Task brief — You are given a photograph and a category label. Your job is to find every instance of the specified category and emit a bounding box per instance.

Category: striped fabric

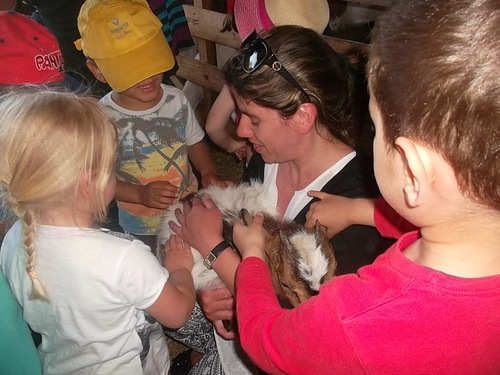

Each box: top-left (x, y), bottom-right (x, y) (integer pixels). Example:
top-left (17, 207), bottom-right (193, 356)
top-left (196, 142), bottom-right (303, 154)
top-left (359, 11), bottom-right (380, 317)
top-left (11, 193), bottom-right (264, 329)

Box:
top-left (147, 0), bottom-right (195, 55)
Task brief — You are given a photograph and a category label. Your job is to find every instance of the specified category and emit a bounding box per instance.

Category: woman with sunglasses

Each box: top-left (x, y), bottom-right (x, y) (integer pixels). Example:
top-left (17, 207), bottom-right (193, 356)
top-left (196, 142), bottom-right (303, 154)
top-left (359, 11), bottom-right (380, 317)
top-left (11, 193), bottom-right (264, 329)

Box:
top-left (166, 25), bottom-right (393, 375)
top-left (230, 25), bottom-right (392, 275)
top-left (204, 0), bottom-right (331, 162)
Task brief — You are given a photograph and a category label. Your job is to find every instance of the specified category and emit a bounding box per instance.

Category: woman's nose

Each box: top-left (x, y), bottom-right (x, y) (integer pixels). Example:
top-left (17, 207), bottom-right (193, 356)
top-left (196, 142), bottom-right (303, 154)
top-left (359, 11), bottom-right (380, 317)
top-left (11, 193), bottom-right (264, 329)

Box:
top-left (236, 115), bottom-right (252, 138)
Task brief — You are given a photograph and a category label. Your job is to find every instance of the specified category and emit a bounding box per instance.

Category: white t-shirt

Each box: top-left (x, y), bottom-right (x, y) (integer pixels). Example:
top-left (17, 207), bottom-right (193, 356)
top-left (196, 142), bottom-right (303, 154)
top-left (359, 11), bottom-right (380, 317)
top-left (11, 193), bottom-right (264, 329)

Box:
top-left (0, 221), bottom-right (170, 374)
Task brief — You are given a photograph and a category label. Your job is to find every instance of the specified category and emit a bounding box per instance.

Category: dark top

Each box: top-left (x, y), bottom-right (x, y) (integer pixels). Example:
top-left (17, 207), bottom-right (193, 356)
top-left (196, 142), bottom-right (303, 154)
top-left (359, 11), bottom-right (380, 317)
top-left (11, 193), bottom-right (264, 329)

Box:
top-left (243, 152), bottom-right (394, 275)
top-left (30, 0), bottom-right (89, 84)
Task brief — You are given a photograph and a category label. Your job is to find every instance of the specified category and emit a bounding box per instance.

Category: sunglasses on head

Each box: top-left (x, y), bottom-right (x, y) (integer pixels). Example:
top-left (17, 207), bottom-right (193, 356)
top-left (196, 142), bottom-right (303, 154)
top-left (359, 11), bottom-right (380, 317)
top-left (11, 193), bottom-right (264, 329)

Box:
top-left (242, 36), bottom-right (310, 101)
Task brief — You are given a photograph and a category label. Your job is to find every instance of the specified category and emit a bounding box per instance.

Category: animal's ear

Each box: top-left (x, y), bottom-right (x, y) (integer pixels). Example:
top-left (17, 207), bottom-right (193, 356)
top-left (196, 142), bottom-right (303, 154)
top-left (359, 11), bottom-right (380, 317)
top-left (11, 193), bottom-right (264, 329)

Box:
top-left (315, 220), bottom-right (328, 238)
top-left (240, 209), bottom-right (253, 225)
top-left (279, 230), bottom-right (293, 249)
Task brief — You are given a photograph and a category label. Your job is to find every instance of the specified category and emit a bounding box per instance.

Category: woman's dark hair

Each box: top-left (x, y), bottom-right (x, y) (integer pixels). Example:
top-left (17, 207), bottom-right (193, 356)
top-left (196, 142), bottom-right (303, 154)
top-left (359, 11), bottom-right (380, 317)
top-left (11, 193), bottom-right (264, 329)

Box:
top-left (224, 25), bottom-right (364, 148)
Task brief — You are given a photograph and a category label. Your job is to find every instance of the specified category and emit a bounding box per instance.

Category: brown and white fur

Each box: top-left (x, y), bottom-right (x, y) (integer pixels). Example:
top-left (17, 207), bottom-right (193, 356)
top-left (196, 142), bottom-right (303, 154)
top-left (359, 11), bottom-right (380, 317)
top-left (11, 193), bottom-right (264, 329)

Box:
top-left (157, 181), bottom-right (336, 307)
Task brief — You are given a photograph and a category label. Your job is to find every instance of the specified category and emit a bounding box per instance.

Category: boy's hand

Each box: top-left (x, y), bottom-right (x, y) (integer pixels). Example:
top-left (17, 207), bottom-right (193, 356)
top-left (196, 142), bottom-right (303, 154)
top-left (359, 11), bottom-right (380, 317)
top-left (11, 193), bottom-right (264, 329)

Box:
top-left (306, 192), bottom-right (377, 238)
top-left (305, 191), bottom-right (355, 238)
top-left (140, 181), bottom-right (179, 209)
top-left (233, 213), bottom-right (266, 260)
top-left (233, 146), bottom-right (247, 161)
top-left (163, 234), bottom-right (194, 272)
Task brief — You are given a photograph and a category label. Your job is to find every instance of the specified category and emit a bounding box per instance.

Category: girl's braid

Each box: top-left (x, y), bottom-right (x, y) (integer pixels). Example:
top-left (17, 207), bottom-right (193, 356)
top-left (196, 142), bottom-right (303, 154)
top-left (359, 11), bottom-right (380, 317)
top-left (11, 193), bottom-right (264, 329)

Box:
top-left (23, 210), bottom-right (49, 300)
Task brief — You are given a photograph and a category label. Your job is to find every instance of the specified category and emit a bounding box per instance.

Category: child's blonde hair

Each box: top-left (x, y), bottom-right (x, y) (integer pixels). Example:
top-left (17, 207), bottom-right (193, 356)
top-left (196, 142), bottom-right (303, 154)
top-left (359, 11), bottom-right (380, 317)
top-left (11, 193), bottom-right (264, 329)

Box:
top-left (0, 89), bottom-right (117, 300)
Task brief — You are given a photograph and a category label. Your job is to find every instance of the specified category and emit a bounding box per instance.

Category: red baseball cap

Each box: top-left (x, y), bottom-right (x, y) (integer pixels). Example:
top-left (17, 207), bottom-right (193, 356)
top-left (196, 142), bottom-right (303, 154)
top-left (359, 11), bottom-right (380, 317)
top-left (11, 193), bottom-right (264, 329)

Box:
top-left (0, 11), bottom-right (67, 85)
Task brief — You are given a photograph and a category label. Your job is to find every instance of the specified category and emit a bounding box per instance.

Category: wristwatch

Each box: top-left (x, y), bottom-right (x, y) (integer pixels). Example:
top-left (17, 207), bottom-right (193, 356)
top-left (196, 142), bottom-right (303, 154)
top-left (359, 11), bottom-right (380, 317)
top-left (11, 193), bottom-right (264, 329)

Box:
top-left (203, 240), bottom-right (232, 270)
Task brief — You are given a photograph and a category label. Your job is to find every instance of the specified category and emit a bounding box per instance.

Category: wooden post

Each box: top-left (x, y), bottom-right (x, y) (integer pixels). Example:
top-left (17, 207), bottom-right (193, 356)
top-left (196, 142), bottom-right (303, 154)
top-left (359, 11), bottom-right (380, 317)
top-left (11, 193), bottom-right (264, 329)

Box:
top-left (193, 0), bottom-right (218, 106)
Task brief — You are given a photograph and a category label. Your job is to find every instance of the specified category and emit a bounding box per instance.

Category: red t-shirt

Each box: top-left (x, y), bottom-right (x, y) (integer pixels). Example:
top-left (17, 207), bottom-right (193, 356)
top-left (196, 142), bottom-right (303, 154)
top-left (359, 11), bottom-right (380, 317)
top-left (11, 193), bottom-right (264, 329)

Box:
top-left (236, 232), bottom-right (500, 374)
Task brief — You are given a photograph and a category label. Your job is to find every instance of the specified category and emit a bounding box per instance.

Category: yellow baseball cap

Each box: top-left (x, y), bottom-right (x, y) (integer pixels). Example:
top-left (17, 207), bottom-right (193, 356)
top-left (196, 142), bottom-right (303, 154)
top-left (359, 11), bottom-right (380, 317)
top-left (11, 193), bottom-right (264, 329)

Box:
top-left (75, 0), bottom-right (175, 92)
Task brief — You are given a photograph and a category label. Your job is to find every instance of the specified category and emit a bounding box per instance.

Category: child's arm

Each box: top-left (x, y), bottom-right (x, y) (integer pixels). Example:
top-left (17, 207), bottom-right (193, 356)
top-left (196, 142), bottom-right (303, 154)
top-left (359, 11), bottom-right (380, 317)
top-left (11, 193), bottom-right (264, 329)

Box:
top-left (146, 234), bottom-right (195, 329)
top-left (373, 197), bottom-right (418, 238)
top-left (114, 180), bottom-right (179, 209)
top-left (305, 192), bottom-right (417, 239)
top-left (187, 140), bottom-right (232, 187)
top-left (205, 84), bottom-right (247, 154)
top-left (305, 191), bottom-right (376, 238)
top-left (233, 213), bottom-right (266, 260)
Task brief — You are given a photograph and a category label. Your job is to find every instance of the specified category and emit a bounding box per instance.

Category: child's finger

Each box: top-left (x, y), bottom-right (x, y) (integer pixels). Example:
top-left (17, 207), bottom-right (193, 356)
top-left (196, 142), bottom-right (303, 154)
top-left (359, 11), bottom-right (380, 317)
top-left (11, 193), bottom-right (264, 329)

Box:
top-left (169, 235), bottom-right (192, 256)
top-left (201, 194), bottom-right (217, 208)
top-left (250, 212), bottom-right (264, 228)
top-left (170, 234), bottom-right (184, 249)
top-left (307, 190), bottom-right (330, 200)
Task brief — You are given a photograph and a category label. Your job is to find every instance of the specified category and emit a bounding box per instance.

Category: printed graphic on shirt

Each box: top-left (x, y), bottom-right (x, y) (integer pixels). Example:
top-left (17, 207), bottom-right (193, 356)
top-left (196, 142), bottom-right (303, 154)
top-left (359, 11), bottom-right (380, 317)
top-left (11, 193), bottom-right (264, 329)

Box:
top-left (105, 97), bottom-right (199, 235)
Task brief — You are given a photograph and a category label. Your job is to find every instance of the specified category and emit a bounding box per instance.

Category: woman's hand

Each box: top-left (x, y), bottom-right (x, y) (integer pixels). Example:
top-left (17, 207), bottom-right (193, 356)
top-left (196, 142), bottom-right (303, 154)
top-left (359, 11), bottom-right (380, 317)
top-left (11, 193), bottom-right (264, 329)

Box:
top-left (197, 288), bottom-right (236, 339)
top-left (169, 195), bottom-right (225, 257)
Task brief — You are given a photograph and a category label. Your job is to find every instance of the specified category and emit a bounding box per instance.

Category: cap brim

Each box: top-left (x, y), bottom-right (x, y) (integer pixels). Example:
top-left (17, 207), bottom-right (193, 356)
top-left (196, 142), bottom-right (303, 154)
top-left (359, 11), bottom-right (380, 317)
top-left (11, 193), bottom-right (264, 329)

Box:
top-left (234, 0), bottom-right (264, 41)
top-left (94, 30), bottom-right (175, 92)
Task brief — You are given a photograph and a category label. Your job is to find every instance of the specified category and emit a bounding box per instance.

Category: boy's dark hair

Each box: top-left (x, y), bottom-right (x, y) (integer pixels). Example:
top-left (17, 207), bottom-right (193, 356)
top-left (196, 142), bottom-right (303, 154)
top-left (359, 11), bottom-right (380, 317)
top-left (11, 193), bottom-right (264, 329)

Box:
top-left (368, 0), bottom-right (500, 210)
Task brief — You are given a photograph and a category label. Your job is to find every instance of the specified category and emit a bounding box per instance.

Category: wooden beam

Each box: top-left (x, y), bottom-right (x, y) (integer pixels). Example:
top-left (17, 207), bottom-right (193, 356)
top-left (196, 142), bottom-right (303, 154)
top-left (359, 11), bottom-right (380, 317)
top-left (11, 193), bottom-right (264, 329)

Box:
top-left (175, 54), bottom-right (226, 93)
top-left (338, 0), bottom-right (390, 8)
top-left (183, 5), bottom-right (241, 49)
top-left (323, 36), bottom-right (368, 64)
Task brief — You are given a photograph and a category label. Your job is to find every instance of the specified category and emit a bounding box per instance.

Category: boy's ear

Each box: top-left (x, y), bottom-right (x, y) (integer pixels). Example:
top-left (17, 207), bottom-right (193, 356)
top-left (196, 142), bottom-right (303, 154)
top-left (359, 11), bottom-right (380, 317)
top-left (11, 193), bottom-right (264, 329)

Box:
top-left (86, 59), bottom-right (108, 84)
top-left (395, 137), bottom-right (433, 208)
top-left (292, 102), bottom-right (318, 134)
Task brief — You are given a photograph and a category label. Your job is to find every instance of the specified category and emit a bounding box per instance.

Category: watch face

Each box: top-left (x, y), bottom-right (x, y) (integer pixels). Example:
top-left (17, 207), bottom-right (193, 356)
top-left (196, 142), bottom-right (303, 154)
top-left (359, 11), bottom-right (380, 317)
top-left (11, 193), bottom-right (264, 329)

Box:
top-left (203, 258), bottom-right (211, 269)
top-left (203, 253), bottom-right (217, 269)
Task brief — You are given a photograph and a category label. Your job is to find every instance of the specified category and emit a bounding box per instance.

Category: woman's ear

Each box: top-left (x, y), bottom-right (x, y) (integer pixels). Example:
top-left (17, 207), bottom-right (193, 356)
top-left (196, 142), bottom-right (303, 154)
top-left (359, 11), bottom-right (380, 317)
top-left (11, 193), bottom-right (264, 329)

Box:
top-left (292, 102), bottom-right (318, 134)
top-left (86, 59), bottom-right (108, 84)
top-left (395, 137), bottom-right (434, 208)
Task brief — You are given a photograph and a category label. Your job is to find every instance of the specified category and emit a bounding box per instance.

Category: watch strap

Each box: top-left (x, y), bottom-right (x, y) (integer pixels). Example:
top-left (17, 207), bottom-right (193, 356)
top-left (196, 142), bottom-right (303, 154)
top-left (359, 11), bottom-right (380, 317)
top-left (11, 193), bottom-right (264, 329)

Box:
top-left (203, 240), bottom-right (232, 270)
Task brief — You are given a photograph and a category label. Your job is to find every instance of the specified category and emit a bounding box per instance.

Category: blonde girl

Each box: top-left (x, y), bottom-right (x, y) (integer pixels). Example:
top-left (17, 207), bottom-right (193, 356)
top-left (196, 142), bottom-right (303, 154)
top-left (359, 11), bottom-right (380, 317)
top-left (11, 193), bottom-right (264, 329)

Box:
top-left (0, 89), bottom-right (195, 374)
